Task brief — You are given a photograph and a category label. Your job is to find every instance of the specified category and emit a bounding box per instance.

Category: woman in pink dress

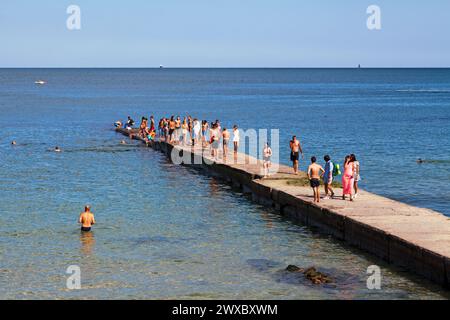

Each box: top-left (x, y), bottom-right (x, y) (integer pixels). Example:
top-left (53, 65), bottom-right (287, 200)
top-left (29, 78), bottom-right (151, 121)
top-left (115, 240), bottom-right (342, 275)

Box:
top-left (342, 155), bottom-right (355, 201)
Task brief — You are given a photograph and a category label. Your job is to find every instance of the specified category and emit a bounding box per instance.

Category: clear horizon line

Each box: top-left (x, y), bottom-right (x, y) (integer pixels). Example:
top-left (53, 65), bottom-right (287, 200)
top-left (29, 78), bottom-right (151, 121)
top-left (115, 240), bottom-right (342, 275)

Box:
top-left (1, 66), bottom-right (450, 69)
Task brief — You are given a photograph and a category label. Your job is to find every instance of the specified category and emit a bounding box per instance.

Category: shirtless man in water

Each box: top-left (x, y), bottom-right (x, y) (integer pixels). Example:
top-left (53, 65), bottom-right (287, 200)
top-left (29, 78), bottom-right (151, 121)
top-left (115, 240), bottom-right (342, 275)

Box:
top-left (308, 157), bottom-right (325, 203)
top-left (79, 205), bottom-right (96, 232)
top-left (289, 136), bottom-right (304, 174)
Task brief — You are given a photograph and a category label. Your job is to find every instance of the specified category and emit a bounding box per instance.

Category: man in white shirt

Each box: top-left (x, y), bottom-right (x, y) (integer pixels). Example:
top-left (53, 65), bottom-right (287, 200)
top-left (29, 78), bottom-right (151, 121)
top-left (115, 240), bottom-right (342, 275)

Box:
top-left (193, 119), bottom-right (201, 146)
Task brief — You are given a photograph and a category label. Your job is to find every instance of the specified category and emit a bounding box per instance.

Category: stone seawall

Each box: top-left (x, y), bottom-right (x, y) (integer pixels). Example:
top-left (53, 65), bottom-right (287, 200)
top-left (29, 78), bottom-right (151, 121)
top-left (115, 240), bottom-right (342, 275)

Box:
top-left (116, 128), bottom-right (450, 289)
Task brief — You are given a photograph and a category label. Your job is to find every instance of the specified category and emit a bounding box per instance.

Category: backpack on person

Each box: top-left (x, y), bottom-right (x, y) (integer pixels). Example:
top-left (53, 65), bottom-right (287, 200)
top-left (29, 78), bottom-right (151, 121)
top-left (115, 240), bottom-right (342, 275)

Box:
top-left (332, 163), bottom-right (341, 177)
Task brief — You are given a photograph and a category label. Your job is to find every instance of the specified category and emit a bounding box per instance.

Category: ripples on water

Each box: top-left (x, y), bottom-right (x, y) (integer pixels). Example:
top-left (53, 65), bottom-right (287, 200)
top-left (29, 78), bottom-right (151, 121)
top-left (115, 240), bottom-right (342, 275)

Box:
top-left (0, 139), bottom-right (448, 300)
top-left (0, 69), bottom-right (449, 299)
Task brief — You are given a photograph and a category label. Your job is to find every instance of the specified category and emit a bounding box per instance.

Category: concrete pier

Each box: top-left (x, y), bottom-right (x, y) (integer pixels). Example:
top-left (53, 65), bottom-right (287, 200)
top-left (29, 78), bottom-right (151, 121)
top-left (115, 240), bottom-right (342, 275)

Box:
top-left (116, 128), bottom-right (450, 289)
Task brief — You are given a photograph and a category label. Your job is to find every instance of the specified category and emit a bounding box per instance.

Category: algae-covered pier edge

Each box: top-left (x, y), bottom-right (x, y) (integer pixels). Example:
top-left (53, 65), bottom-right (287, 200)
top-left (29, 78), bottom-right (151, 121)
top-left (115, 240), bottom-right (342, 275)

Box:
top-left (116, 128), bottom-right (450, 289)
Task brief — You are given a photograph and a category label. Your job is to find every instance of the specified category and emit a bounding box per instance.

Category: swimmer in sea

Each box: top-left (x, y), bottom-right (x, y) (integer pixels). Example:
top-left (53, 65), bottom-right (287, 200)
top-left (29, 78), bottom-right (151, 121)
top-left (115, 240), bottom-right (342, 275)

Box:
top-left (417, 158), bottom-right (424, 164)
top-left (11, 141), bottom-right (17, 145)
top-left (79, 205), bottom-right (96, 232)
top-left (120, 140), bottom-right (127, 145)
top-left (54, 146), bottom-right (62, 152)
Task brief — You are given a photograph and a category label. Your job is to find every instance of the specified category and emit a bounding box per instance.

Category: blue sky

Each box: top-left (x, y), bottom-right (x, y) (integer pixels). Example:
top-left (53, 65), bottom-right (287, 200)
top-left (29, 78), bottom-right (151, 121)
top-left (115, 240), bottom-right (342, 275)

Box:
top-left (1, 0), bottom-right (449, 67)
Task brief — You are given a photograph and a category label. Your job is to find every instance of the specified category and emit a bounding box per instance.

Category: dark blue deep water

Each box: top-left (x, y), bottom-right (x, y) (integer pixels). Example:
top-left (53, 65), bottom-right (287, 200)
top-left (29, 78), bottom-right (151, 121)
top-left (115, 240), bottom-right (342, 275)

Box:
top-left (1, 68), bottom-right (449, 299)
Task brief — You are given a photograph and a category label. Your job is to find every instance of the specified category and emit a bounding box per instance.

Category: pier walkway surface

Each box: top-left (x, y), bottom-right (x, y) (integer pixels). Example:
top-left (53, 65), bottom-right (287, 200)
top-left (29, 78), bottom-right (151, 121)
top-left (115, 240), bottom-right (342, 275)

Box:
top-left (116, 128), bottom-right (450, 289)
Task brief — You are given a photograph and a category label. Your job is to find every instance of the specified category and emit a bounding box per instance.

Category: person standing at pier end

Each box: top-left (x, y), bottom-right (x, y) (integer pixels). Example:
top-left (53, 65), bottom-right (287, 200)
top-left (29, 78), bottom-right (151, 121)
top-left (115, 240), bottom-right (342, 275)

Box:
top-left (126, 116), bottom-right (135, 130)
top-left (322, 155), bottom-right (335, 199)
top-left (308, 157), bottom-right (324, 203)
top-left (79, 205), bottom-right (96, 232)
top-left (290, 136), bottom-right (304, 175)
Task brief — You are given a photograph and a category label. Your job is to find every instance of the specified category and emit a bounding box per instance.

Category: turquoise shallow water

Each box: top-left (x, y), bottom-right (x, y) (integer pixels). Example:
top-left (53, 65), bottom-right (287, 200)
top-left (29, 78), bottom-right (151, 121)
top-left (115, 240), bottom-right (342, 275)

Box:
top-left (0, 68), bottom-right (449, 299)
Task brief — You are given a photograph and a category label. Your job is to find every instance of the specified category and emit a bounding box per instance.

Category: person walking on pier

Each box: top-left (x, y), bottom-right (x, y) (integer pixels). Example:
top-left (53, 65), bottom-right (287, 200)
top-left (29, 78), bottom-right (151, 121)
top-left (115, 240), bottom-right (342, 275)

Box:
top-left (139, 117), bottom-right (148, 139)
top-left (342, 155), bottom-right (355, 201)
top-left (193, 118), bottom-right (201, 146)
top-left (169, 116), bottom-right (176, 143)
top-left (351, 154), bottom-right (361, 198)
top-left (210, 123), bottom-right (220, 160)
top-left (290, 136), bottom-right (304, 175)
top-left (201, 120), bottom-right (209, 147)
top-left (79, 205), bottom-right (96, 232)
top-left (158, 118), bottom-right (163, 138)
top-left (263, 143), bottom-right (273, 178)
top-left (188, 115), bottom-right (193, 139)
top-left (164, 118), bottom-right (169, 140)
top-left (308, 157), bottom-right (324, 203)
top-left (322, 155), bottom-right (335, 199)
top-left (149, 115), bottom-right (155, 132)
top-left (215, 119), bottom-right (221, 132)
top-left (175, 116), bottom-right (182, 144)
top-left (222, 128), bottom-right (230, 159)
top-left (232, 125), bottom-right (240, 159)
top-left (181, 118), bottom-right (189, 145)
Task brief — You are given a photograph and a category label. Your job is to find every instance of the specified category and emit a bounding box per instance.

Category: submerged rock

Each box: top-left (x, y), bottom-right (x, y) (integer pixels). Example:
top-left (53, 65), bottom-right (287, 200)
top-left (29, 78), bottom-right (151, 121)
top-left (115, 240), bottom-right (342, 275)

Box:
top-left (304, 267), bottom-right (333, 284)
top-left (285, 265), bottom-right (304, 273)
top-left (285, 265), bottom-right (333, 285)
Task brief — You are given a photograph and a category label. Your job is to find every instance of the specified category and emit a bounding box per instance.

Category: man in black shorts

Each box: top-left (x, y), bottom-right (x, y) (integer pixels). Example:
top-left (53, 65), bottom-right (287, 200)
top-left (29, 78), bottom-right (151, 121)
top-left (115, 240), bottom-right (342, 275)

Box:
top-left (289, 136), bottom-right (304, 174)
top-left (307, 157), bottom-right (324, 203)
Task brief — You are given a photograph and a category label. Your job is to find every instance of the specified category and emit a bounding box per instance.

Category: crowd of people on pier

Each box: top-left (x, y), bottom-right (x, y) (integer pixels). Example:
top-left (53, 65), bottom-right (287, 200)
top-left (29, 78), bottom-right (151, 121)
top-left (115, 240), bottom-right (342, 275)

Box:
top-left (115, 115), bottom-right (242, 160)
top-left (115, 115), bottom-right (361, 204)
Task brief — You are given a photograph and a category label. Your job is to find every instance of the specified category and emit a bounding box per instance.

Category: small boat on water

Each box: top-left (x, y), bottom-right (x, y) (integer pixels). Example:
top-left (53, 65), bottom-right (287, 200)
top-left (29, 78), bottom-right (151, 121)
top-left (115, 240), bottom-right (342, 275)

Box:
top-left (35, 80), bottom-right (47, 85)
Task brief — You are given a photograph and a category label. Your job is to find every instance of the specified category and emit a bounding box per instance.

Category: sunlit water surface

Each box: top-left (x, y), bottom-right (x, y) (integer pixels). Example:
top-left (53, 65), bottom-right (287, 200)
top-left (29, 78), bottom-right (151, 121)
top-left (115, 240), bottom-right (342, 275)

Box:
top-left (1, 69), bottom-right (449, 299)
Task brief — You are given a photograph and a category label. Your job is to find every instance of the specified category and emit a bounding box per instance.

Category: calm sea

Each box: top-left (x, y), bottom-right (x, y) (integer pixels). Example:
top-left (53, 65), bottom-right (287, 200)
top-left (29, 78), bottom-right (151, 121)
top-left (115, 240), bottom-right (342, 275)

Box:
top-left (0, 68), bottom-right (449, 299)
